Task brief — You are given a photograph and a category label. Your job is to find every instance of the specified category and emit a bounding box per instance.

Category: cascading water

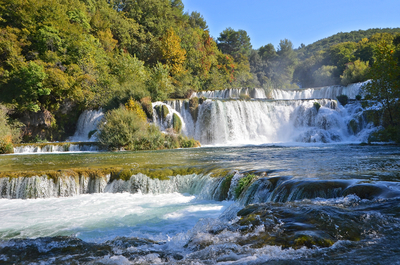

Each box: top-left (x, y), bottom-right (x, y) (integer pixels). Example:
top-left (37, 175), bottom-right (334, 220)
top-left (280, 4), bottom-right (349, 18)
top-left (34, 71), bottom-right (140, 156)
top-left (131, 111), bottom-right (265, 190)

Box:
top-left (271, 81), bottom-right (367, 100)
top-left (69, 109), bottom-right (104, 142)
top-left (0, 175), bottom-right (110, 199)
top-left (191, 87), bottom-right (267, 99)
top-left (13, 143), bottom-right (100, 153)
top-left (190, 81), bottom-right (367, 100)
top-left (1, 145), bottom-right (400, 264)
top-left (0, 172), bottom-right (221, 200)
top-left (154, 99), bottom-right (374, 145)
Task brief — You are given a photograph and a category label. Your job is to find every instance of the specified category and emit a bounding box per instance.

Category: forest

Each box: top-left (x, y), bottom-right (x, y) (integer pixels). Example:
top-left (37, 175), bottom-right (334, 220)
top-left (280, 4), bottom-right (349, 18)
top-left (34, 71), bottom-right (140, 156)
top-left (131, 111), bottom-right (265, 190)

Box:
top-left (0, 0), bottom-right (400, 151)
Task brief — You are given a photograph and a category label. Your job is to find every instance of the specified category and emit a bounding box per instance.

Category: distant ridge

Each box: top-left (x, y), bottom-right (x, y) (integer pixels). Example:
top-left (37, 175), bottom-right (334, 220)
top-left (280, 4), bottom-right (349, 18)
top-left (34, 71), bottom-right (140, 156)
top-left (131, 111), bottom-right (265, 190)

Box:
top-left (297, 28), bottom-right (400, 59)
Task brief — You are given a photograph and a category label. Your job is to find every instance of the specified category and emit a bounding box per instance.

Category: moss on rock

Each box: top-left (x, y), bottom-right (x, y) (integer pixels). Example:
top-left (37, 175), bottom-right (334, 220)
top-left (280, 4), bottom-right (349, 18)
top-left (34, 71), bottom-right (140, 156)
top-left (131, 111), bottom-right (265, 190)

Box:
top-left (172, 113), bottom-right (182, 133)
top-left (189, 97), bottom-right (199, 122)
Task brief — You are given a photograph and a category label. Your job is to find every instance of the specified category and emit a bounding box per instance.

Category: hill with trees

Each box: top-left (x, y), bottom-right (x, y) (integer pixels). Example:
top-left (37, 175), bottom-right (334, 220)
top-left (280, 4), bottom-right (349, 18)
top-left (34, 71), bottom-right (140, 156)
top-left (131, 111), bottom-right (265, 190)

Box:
top-left (0, 0), bottom-right (399, 149)
top-left (296, 28), bottom-right (400, 60)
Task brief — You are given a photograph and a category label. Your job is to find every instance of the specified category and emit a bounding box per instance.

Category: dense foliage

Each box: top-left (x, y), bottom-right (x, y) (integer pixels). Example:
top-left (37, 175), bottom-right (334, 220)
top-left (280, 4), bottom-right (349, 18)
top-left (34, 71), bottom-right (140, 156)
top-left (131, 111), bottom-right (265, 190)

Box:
top-left (362, 40), bottom-right (400, 142)
top-left (0, 0), bottom-right (254, 141)
top-left (0, 105), bottom-right (21, 153)
top-left (0, 0), bottom-right (399, 143)
top-left (98, 104), bottom-right (199, 150)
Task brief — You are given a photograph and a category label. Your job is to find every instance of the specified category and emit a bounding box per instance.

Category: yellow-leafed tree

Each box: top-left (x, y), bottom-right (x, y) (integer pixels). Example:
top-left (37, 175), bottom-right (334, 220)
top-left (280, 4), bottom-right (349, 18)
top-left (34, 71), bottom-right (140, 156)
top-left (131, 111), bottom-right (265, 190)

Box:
top-left (160, 28), bottom-right (186, 76)
top-left (125, 98), bottom-right (147, 122)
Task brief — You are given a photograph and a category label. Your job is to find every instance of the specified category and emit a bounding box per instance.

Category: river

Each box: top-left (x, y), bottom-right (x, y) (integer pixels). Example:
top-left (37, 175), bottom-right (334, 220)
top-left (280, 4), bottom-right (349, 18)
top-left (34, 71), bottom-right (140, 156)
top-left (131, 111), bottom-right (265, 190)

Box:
top-left (1, 144), bottom-right (400, 264)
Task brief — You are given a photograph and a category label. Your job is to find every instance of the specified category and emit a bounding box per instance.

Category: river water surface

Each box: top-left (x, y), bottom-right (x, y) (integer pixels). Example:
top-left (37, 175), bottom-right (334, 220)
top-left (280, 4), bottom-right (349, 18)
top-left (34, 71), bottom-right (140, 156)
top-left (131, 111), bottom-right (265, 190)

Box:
top-left (1, 144), bottom-right (400, 264)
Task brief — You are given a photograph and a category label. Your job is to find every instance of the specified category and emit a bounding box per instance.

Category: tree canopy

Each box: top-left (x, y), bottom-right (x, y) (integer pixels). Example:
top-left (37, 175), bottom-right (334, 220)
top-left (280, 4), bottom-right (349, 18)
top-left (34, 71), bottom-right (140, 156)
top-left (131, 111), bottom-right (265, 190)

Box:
top-left (0, 0), bottom-right (399, 142)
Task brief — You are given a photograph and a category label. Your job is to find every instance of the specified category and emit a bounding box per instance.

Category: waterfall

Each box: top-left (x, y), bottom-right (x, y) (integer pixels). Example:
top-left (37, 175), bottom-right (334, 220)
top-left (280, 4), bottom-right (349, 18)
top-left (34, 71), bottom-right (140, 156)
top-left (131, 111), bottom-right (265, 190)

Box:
top-left (271, 81), bottom-right (367, 100)
top-left (237, 175), bottom-right (400, 205)
top-left (190, 82), bottom-right (367, 100)
top-left (0, 175), bottom-right (110, 199)
top-left (0, 173), bottom-right (221, 200)
top-left (192, 87), bottom-right (267, 99)
top-left (13, 143), bottom-right (100, 153)
top-left (69, 109), bottom-right (104, 142)
top-left (105, 173), bottom-right (219, 199)
top-left (5, 169), bottom-right (399, 204)
top-left (154, 99), bottom-right (374, 145)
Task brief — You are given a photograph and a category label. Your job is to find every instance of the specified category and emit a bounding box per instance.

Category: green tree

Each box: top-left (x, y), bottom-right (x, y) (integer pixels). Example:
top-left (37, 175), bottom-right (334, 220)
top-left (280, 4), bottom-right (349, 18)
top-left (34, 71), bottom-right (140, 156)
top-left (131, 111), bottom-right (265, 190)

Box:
top-left (340, 59), bottom-right (369, 85)
top-left (188, 11), bottom-right (208, 30)
top-left (147, 62), bottom-right (174, 101)
top-left (326, 42), bottom-right (357, 74)
top-left (271, 39), bottom-right (298, 88)
top-left (217, 27), bottom-right (252, 59)
top-left (3, 61), bottom-right (50, 112)
top-left (362, 41), bottom-right (400, 141)
top-left (313, 65), bottom-right (339, 87)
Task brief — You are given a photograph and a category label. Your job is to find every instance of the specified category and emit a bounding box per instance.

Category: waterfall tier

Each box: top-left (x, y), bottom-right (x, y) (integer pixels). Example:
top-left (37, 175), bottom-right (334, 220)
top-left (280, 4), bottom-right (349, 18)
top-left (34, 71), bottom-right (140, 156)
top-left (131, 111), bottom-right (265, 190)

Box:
top-left (13, 143), bottom-right (101, 153)
top-left (0, 172), bottom-right (220, 200)
top-left (69, 109), bottom-right (104, 142)
top-left (191, 87), bottom-right (267, 99)
top-left (271, 81), bottom-right (366, 100)
top-left (154, 99), bottom-right (375, 145)
top-left (2, 169), bottom-right (399, 203)
top-left (190, 81), bottom-right (367, 100)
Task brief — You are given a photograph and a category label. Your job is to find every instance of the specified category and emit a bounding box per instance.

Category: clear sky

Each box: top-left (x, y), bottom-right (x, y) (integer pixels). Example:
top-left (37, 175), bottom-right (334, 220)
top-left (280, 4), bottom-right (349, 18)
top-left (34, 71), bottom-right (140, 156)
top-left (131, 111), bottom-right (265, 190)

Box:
top-left (182, 0), bottom-right (400, 50)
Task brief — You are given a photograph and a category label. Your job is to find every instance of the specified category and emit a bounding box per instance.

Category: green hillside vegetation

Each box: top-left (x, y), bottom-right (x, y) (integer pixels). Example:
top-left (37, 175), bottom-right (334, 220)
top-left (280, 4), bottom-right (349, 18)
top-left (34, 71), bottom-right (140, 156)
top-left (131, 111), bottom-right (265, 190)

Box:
top-left (0, 0), bottom-right (399, 149)
top-left (0, 0), bottom-right (255, 145)
top-left (296, 28), bottom-right (400, 60)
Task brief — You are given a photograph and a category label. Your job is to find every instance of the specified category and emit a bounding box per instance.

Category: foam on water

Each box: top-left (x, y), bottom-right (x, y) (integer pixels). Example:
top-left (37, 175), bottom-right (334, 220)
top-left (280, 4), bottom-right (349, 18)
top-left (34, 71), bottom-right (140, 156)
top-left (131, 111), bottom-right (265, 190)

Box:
top-left (0, 192), bottom-right (231, 243)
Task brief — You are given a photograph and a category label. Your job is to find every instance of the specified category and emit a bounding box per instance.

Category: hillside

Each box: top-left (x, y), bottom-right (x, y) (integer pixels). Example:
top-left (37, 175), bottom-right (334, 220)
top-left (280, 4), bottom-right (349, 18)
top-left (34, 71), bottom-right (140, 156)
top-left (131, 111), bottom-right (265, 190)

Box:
top-left (296, 28), bottom-right (400, 60)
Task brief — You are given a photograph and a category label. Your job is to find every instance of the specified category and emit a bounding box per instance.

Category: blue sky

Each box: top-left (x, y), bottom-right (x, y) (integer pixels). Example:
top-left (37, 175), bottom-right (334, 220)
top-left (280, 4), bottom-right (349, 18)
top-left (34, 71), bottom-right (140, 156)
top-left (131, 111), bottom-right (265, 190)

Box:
top-left (182, 0), bottom-right (400, 49)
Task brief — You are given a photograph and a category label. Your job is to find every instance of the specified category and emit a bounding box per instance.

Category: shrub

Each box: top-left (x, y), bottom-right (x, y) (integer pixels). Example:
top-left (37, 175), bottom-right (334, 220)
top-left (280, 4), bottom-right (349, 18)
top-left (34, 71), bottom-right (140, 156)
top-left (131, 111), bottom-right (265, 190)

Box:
top-left (235, 174), bottom-right (257, 198)
top-left (313, 102), bottom-right (321, 112)
top-left (178, 135), bottom-right (200, 148)
top-left (0, 105), bottom-right (21, 154)
top-left (125, 98), bottom-right (147, 121)
top-left (336, 94), bottom-right (348, 106)
top-left (356, 95), bottom-right (362, 100)
top-left (130, 124), bottom-right (165, 150)
top-left (98, 106), bottom-right (148, 150)
top-left (98, 105), bottom-right (200, 151)
top-left (0, 138), bottom-right (14, 154)
top-left (172, 113), bottom-right (182, 133)
top-left (154, 104), bottom-right (169, 120)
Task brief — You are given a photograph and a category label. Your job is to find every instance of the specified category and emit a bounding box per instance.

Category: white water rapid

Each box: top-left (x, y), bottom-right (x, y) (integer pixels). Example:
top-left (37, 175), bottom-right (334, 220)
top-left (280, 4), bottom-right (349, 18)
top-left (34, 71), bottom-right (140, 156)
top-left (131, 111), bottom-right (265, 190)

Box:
top-left (0, 192), bottom-right (231, 243)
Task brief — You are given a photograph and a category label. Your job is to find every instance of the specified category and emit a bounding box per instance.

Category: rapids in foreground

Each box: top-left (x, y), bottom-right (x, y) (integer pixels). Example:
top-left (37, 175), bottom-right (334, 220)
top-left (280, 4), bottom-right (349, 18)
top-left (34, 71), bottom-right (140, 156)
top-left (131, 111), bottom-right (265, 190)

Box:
top-left (1, 144), bottom-right (400, 264)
